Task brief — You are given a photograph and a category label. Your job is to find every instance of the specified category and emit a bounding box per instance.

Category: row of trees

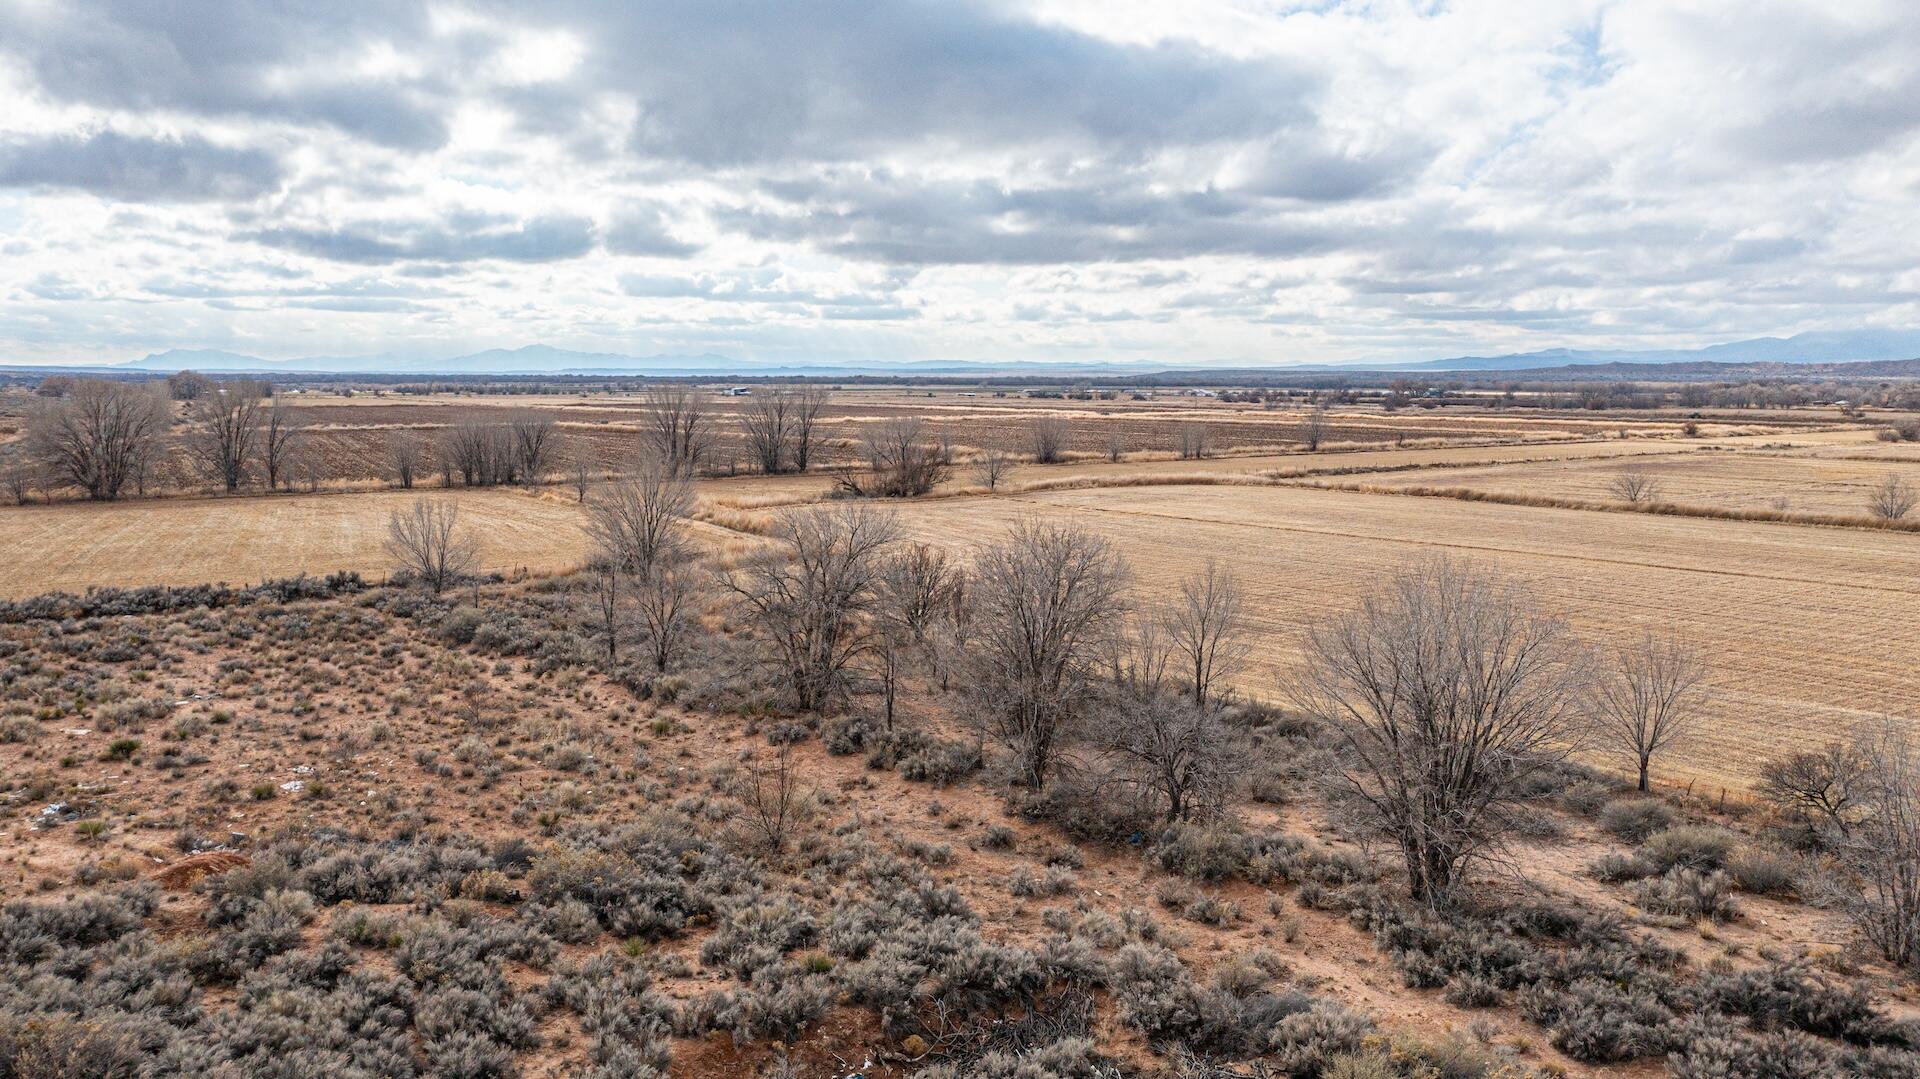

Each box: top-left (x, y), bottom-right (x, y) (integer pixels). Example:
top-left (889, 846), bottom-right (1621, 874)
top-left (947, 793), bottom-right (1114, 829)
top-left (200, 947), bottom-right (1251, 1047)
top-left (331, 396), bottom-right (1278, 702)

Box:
top-left (8, 378), bottom-right (312, 501)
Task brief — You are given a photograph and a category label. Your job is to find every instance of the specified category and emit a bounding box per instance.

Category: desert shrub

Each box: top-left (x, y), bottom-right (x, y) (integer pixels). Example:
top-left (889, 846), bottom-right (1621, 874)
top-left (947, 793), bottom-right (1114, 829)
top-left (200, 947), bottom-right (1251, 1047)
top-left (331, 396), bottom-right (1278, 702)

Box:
top-left (0, 1015), bottom-right (150, 1078)
top-left (1016, 780), bottom-right (1159, 844)
top-left (1590, 852), bottom-right (1657, 883)
top-left (1261, 1001), bottom-right (1376, 1074)
top-left (898, 736), bottom-right (983, 784)
top-left (0, 885), bottom-right (156, 963)
top-left (393, 917), bottom-right (556, 989)
top-left (0, 573), bottom-right (365, 625)
top-left (525, 833), bottom-right (723, 942)
top-left (1149, 823), bottom-right (1254, 883)
top-left (1520, 977), bottom-right (1678, 1062)
top-left (1442, 972), bottom-right (1505, 1008)
top-left (1319, 1034), bottom-right (1511, 1079)
top-left (543, 954), bottom-right (675, 1074)
top-left (1640, 825), bottom-right (1737, 873)
top-left (438, 606), bottom-right (485, 644)
top-left (197, 888), bottom-right (317, 979)
top-left (1600, 798), bottom-right (1676, 842)
top-left (699, 897), bottom-right (819, 977)
top-left (1674, 1032), bottom-right (1920, 1079)
top-left (1726, 847), bottom-right (1803, 897)
top-left (1107, 942), bottom-right (1247, 1053)
top-left (681, 965), bottom-right (835, 1044)
top-left (914, 1035), bottom-right (1116, 1079)
top-left (1010, 866), bottom-right (1078, 899)
top-left (981, 824), bottom-right (1017, 850)
top-left (1633, 868), bottom-right (1739, 922)
top-left (823, 713), bottom-right (874, 756)
top-left (1694, 960), bottom-right (1912, 1046)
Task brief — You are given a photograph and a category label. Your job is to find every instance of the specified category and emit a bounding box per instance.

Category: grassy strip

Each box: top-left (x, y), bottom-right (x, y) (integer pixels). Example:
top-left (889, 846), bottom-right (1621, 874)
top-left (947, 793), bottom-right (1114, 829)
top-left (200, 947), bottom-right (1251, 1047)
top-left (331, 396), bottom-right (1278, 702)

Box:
top-left (1303, 481), bottom-right (1920, 534)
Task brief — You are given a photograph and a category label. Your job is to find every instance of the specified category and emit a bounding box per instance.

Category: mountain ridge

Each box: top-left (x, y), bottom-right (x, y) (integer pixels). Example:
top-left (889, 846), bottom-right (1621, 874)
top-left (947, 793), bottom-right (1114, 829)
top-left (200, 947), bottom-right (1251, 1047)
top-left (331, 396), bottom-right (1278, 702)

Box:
top-left (9, 328), bottom-right (1915, 376)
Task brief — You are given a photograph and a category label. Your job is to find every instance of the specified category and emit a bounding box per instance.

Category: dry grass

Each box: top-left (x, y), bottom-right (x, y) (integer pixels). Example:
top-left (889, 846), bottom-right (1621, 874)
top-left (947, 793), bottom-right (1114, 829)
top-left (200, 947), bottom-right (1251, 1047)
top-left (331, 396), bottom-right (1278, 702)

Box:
top-left (1337, 450), bottom-right (1920, 520)
top-left (0, 487), bottom-right (593, 595)
top-left (887, 483), bottom-right (1920, 792)
top-left (1310, 480), bottom-right (1920, 533)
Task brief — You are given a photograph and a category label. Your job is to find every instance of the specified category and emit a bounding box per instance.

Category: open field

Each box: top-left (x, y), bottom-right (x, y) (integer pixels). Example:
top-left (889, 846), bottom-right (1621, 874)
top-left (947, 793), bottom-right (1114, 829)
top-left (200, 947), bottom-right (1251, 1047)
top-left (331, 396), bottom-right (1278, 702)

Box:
top-left (1333, 447), bottom-right (1920, 517)
top-left (1, 422), bottom-right (1911, 794)
top-left (888, 483), bottom-right (1920, 792)
top-left (0, 487), bottom-right (592, 594)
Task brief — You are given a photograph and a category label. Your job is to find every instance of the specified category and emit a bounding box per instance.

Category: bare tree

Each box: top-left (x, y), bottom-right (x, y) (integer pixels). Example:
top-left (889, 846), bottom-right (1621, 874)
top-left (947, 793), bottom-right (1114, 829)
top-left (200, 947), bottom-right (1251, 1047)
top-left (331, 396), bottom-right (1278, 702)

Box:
top-left (185, 381), bottom-right (266, 492)
top-left (973, 442), bottom-right (1016, 491)
top-left (869, 543), bottom-right (964, 729)
top-left (583, 460), bottom-right (693, 576)
top-left (1028, 416), bottom-right (1068, 464)
top-left (876, 543), bottom-right (963, 647)
top-left (166, 370), bottom-right (214, 401)
top-left (568, 440), bottom-right (593, 502)
top-left (509, 412), bottom-right (557, 486)
top-left (384, 498), bottom-right (478, 594)
top-left (386, 431), bottom-right (422, 490)
top-left (790, 384), bottom-right (830, 472)
top-left (739, 388), bottom-right (797, 474)
top-left (1759, 739), bottom-right (1873, 839)
top-left (1174, 423), bottom-right (1212, 460)
top-left (640, 383), bottom-right (711, 474)
top-left (1164, 561), bottom-right (1250, 710)
top-left (736, 745), bottom-right (813, 854)
top-left (581, 559), bottom-right (624, 665)
top-left (1837, 723), bottom-right (1920, 969)
top-left (1867, 473), bottom-right (1917, 520)
top-left (634, 564), bottom-right (696, 673)
top-left (1295, 556), bottom-right (1590, 906)
top-left (1298, 408), bottom-right (1328, 451)
top-left (2, 455), bottom-right (39, 504)
top-left (442, 420), bottom-right (510, 487)
top-left (27, 379), bottom-right (168, 501)
top-left (1102, 618), bottom-right (1237, 821)
top-left (1609, 466), bottom-right (1661, 504)
top-left (1105, 427), bottom-right (1127, 464)
top-left (721, 504), bottom-right (899, 712)
top-left (1595, 633), bottom-right (1708, 792)
top-left (841, 416), bottom-right (947, 497)
top-left (963, 521), bottom-right (1129, 790)
top-left (260, 401), bottom-right (305, 491)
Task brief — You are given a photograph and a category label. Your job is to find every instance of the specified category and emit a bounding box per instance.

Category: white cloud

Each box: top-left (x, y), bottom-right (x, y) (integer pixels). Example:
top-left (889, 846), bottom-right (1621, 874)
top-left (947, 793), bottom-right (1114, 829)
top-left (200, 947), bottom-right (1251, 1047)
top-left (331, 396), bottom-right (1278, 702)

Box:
top-left (0, 0), bottom-right (1914, 365)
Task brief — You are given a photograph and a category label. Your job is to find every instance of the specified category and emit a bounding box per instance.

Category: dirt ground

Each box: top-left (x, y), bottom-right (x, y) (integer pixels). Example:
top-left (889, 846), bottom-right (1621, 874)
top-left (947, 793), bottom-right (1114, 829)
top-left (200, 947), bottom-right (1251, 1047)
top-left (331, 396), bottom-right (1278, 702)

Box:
top-left (3, 580), bottom-right (1912, 1077)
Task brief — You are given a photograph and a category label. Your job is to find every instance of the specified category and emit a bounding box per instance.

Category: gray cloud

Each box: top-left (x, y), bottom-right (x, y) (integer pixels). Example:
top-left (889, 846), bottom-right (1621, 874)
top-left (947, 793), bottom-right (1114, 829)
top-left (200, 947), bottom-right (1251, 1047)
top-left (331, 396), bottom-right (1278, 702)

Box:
top-left (0, 1), bottom-right (450, 149)
top-left (0, 130), bottom-right (283, 202)
top-left (245, 215), bottom-right (596, 264)
top-left (488, 0), bottom-right (1323, 166)
top-left (603, 205), bottom-right (700, 257)
top-left (718, 172), bottom-right (1337, 264)
top-left (618, 270), bottom-right (900, 308)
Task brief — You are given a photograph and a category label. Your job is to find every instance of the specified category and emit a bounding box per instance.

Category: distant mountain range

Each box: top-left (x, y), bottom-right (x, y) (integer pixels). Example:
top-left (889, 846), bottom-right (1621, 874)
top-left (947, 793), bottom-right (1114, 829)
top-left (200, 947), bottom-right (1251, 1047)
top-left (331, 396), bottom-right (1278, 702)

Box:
top-left (13, 328), bottom-right (1920, 376)
top-left (112, 345), bottom-right (1185, 377)
top-left (1373, 330), bottom-right (1920, 372)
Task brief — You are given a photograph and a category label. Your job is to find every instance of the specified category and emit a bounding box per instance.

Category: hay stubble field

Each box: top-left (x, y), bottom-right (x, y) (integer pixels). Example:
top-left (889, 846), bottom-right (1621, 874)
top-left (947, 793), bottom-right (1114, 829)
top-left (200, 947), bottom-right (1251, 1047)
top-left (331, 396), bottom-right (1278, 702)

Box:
top-left (3, 405), bottom-right (1913, 791)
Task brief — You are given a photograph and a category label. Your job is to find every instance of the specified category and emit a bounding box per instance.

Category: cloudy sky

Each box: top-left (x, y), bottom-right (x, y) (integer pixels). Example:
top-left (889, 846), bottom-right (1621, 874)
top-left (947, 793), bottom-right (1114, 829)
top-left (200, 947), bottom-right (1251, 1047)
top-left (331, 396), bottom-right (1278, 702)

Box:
top-left (0, 0), bottom-right (1916, 367)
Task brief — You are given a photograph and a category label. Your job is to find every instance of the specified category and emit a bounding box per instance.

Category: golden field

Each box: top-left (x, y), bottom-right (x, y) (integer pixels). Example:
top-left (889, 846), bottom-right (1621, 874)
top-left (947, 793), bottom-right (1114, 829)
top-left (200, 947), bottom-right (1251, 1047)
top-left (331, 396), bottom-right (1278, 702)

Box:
top-left (0, 487), bottom-right (594, 594)
top-left (1337, 448), bottom-right (1920, 517)
top-left (4, 423), bottom-right (1916, 790)
top-left (886, 480), bottom-right (1920, 793)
